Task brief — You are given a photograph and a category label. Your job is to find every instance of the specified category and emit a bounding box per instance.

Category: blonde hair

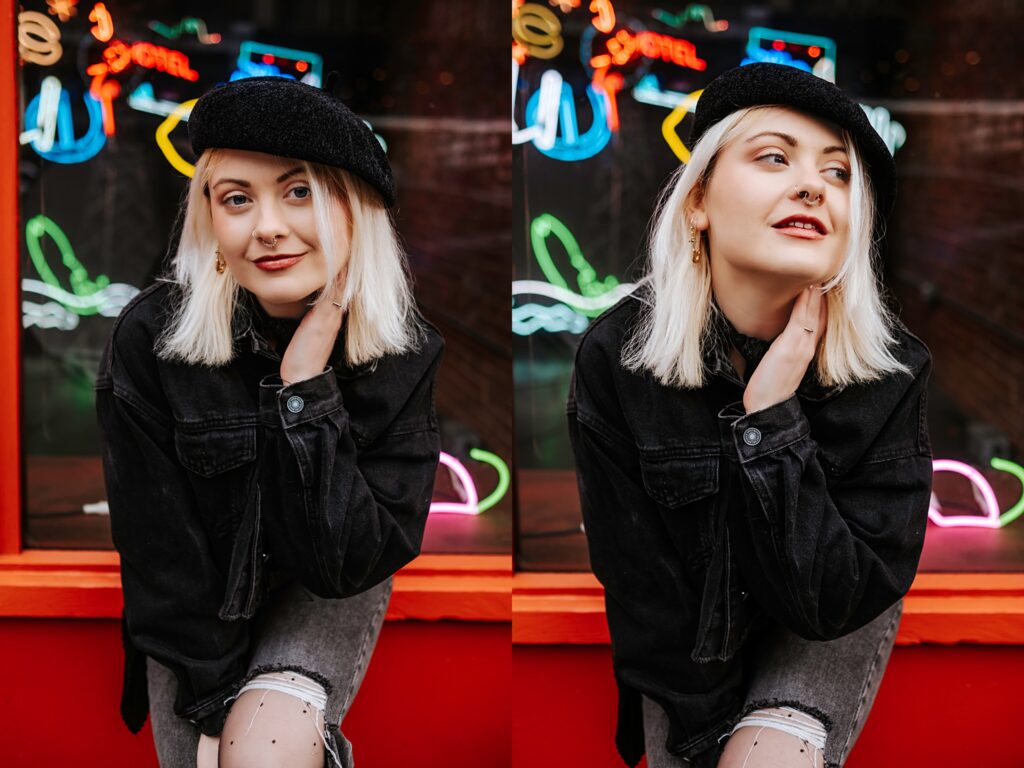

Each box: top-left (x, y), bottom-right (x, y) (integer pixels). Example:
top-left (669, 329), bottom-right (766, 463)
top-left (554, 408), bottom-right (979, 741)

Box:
top-left (622, 105), bottom-right (909, 389)
top-left (155, 149), bottom-right (423, 367)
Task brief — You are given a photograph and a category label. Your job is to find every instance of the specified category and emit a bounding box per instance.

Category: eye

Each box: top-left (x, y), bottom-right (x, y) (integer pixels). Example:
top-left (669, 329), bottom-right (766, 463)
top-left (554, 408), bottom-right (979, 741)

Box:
top-left (826, 167), bottom-right (851, 182)
top-left (223, 194), bottom-right (250, 207)
top-left (288, 185), bottom-right (312, 200)
top-left (756, 152), bottom-right (787, 166)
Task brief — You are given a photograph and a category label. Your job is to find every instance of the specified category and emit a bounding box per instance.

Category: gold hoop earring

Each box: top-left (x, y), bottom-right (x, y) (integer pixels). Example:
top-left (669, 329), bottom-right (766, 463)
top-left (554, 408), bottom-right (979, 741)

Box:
top-left (688, 224), bottom-right (702, 264)
top-left (214, 248), bottom-right (226, 274)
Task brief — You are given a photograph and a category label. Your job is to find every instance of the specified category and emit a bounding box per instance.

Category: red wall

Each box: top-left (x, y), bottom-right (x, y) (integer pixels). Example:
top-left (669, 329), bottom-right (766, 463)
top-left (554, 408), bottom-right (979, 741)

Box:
top-left (0, 618), bottom-right (510, 767)
top-left (514, 644), bottom-right (1024, 768)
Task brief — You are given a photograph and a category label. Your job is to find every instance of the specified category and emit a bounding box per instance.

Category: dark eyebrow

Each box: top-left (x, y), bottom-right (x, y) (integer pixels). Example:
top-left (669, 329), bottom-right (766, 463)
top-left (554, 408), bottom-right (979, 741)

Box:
top-left (211, 166), bottom-right (305, 190)
top-left (744, 131), bottom-right (847, 156)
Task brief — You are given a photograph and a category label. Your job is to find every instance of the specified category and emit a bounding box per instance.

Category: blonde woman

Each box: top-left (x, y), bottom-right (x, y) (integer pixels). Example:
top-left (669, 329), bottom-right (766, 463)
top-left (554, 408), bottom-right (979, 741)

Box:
top-left (568, 64), bottom-right (932, 768)
top-left (96, 77), bottom-right (443, 768)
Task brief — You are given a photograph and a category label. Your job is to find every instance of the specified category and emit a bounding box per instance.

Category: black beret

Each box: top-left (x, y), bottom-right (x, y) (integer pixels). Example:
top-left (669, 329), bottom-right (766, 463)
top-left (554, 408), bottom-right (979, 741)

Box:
top-left (188, 75), bottom-right (395, 207)
top-left (690, 63), bottom-right (896, 225)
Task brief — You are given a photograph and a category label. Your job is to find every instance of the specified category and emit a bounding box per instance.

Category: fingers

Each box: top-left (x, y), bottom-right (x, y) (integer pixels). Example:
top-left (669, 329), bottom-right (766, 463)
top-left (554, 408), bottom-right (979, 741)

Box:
top-left (806, 283), bottom-right (821, 333)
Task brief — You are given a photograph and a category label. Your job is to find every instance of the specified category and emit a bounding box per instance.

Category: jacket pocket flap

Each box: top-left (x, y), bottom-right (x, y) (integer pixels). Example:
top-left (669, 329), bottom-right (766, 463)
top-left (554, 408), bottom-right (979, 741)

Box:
top-left (638, 452), bottom-right (719, 509)
top-left (174, 425), bottom-right (257, 477)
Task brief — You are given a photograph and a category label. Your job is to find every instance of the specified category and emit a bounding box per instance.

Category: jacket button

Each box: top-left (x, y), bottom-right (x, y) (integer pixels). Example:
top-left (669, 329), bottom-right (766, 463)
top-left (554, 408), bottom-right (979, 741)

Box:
top-left (286, 395), bottom-right (304, 413)
top-left (742, 427), bottom-right (762, 446)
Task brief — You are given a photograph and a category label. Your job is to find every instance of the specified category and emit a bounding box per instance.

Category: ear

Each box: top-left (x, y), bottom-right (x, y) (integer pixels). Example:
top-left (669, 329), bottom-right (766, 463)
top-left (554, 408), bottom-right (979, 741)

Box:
top-left (684, 183), bottom-right (710, 231)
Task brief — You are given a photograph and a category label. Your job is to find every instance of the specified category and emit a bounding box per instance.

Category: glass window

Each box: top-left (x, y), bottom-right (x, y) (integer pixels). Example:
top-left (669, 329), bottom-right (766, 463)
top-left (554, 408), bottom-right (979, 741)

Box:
top-left (513, 0), bottom-right (1024, 572)
top-left (18, 0), bottom-right (511, 553)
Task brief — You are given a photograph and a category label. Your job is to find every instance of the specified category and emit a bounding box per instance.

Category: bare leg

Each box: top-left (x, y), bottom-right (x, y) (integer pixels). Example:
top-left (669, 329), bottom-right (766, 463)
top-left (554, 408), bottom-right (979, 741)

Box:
top-left (717, 708), bottom-right (825, 768)
top-left (197, 733), bottom-right (221, 768)
top-left (219, 687), bottom-right (326, 768)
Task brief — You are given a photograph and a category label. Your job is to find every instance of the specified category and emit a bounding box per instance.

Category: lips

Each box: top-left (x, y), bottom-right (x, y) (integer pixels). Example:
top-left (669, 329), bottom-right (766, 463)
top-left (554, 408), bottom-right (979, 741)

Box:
top-left (254, 253), bottom-right (305, 263)
top-left (771, 214), bottom-right (828, 235)
top-left (253, 253), bottom-right (305, 271)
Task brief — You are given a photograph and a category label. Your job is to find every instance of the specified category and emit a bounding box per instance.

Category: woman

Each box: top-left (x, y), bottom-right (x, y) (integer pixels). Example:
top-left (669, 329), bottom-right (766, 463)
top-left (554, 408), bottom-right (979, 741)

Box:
top-left (567, 64), bottom-right (932, 768)
top-left (95, 76), bottom-right (444, 768)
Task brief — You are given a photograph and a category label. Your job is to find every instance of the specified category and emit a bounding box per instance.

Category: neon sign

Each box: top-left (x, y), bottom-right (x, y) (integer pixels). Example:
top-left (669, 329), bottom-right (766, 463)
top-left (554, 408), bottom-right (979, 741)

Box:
top-left (591, 29), bottom-right (707, 71)
top-left (22, 215), bottom-right (140, 330)
top-left (230, 42), bottom-right (323, 86)
top-left (928, 458), bottom-right (1024, 529)
top-left (512, 213), bottom-right (635, 333)
top-left (860, 104), bottom-right (907, 156)
top-left (101, 39), bottom-right (199, 81)
top-left (589, 0), bottom-right (615, 33)
top-left (19, 76), bottom-right (61, 152)
top-left (512, 63), bottom-right (562, 149)
top-left (523, 78), bottom-right (611, 161)
top-left (47, 0), bottom-right (78, 22)
top-left (513, 3), bottom-right (564, 61)
top-left (149, 16), bottom-right (222, 44)
top-left (530, 214), bottom-right (620, 308)
top-left (155, 99), bottom-right (198, 178)
top-left (652, 5), bottom-right (728, 32)
top-left (18, 11), bottom-right (63, 67)
top-left (86, 63), bottom-right (121, 136)
top-left (660, 87), bottom-right (704, 163)
top-left (742, 27), bottom-right (837, 83)
top-left (513, 302), bottom-right (590, 335)
top-left (126, 82), bottom-right (184, 117)
top-left (89, 2), bottom-right (113, 42)
top-left (23, 78), bottom-right (106, 164)
top-left (430, 450), bottom-right (510, 515)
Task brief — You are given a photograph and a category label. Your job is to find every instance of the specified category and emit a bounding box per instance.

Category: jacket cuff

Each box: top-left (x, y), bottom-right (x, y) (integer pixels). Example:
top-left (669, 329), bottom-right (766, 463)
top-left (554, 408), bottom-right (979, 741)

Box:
top-left (717, 395), bottom-right (810, 462)
top-left (191, 703), bottom-right (230, 737)
top-left (259, 366), bottom-right (343, 428)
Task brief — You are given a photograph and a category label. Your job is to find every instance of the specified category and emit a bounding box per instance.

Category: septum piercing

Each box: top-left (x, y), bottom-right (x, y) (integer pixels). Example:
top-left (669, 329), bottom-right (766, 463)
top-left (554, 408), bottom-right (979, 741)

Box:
top-left (252, 230), bottom-right (279, 248)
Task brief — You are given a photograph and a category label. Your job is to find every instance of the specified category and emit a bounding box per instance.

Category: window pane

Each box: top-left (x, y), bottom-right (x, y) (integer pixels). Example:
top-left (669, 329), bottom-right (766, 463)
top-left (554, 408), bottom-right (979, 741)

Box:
top-left (513, 1), bottom-right (1024, 571)
top-left (19, 0), bottom-right (510, 553)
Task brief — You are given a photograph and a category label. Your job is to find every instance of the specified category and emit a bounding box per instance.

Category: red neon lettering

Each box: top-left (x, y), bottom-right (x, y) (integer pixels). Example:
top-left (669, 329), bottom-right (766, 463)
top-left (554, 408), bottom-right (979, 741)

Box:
top-left (132, 42), bottom-right (155, 68)
top-left (602, 29), bottom-right (706, 71)
top-left (103, 40), bottom-right (130, 73)
top-left (101, 40), bottom-right (199, 81)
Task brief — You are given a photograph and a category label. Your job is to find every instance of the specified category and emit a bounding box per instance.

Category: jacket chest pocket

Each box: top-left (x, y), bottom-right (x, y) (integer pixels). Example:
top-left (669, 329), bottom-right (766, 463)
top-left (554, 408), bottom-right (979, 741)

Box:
top-left (174, 425), bottom-right (257, 477)
top-left (174, 424), bottom-right (259, 542)
top-left (638, 451), bottom-right (720, 558)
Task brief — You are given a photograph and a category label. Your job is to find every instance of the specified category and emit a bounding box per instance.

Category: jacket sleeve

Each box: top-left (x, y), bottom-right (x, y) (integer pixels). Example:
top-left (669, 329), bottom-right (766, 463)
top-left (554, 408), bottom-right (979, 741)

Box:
top-left (97, 345), bottom-right (249, 736)
top-left (722, 352), bottom-right (933, 641)
top-left (255, 334), bottom-right (444, 598)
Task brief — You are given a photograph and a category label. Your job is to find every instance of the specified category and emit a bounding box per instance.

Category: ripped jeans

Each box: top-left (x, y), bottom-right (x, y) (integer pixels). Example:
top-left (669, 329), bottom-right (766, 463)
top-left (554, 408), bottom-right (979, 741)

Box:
top-left (147, 575), bottom-right (393, 768)
top-left (643, 598), bottom-right (903, 768)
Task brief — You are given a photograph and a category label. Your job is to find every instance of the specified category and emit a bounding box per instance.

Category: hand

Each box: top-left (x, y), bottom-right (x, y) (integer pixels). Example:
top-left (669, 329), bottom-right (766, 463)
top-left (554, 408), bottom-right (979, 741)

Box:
top-left (742, 284), bottom-right (827, 414)
top-left (280, 268), bottom-right (348, 385)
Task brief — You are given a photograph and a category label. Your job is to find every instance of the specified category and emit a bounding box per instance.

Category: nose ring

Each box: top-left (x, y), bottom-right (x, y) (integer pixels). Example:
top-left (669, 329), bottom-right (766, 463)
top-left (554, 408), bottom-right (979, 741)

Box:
top-left (252, 230), bottom-right (279, 248)
top-left (798, 189), bottom-right (822, 207)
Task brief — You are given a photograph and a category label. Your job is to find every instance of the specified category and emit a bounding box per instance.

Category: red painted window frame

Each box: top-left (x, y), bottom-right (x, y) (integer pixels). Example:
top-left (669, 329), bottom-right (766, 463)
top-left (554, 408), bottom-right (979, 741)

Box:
top-left (0, 4), bottom-right (510, 622)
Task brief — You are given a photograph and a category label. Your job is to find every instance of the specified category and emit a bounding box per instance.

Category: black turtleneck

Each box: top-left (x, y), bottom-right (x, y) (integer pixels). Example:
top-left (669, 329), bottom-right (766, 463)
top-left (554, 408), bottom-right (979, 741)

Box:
top-left (709, 301), bottom-right (774, 382)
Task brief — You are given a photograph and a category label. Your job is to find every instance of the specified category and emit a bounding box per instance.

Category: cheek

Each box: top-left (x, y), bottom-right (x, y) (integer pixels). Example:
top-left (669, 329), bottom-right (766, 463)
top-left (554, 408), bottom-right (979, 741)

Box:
top-left (211, 210), bottom-right (246, 245)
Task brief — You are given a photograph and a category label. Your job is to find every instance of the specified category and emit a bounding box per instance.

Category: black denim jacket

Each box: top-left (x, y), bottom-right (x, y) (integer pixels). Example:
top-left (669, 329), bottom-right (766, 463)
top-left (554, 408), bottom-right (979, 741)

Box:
top-left (94, 281), bottom-right (444, 736)
top-left (566, 291), bottom-right (932, 766)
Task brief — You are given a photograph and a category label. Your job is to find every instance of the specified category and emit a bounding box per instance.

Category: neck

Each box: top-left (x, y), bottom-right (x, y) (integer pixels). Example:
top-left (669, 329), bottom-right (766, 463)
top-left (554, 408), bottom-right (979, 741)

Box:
top-left (710, 261), bottom-right (802, 341)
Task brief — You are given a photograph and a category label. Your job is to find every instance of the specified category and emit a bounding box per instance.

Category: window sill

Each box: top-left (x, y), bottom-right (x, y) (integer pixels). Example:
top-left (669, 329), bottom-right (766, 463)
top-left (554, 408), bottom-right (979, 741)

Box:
top-left (512, 572), bottom-right (1024, 645)
top-left (0, 551), bottom-right (511, 622)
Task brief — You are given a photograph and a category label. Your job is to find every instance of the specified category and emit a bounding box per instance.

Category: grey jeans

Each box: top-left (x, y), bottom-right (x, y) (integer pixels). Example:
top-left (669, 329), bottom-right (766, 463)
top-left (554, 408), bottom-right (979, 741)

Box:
top-left (643, 598), bottom-right (903, 768)
top-left (147, 575), bottom-right (393, 768)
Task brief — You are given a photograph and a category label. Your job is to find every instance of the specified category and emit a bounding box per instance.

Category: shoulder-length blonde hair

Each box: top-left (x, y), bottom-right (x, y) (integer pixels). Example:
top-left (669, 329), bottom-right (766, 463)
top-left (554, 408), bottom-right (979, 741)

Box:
top-left (621, 105), bottom-right (909, 390)
top-left (155, 149), bottom-right (423, 367)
